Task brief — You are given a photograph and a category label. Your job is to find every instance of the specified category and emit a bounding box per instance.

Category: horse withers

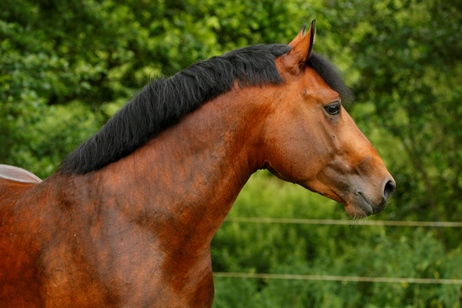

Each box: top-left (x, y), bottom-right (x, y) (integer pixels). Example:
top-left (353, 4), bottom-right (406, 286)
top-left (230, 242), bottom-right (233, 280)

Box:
top-left (0, 21), bottom-right (395, 307)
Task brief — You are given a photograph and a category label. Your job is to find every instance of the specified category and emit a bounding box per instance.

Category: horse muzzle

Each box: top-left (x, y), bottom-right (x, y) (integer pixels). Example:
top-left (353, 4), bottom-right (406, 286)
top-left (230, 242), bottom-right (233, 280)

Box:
top-left (345, 177), bottom-right (396, 218)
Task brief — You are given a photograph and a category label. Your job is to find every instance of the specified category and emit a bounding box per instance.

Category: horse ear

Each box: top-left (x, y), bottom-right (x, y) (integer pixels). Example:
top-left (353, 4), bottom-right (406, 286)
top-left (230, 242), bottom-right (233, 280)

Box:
top-left (284, 20), bottom-right (316, 72)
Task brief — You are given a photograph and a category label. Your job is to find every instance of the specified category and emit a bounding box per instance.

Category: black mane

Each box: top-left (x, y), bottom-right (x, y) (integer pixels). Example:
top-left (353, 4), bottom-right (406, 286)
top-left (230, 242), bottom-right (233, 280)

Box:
top-left (60, 45), bottom-right (351, 175)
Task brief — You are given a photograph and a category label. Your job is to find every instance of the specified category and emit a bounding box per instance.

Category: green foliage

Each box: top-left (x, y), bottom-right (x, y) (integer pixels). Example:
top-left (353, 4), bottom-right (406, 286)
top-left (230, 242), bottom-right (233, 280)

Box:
top-left (1, 0), bottom-right (461, 306)
top-left (212, 173), bottom-right (462, 307)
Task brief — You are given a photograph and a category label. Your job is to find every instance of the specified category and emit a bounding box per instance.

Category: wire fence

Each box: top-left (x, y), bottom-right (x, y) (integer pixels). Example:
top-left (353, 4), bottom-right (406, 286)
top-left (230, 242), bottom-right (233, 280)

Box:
top-left (223, 217), bottom-right (462, 227)
top-left (213, 272), bottom-right (462, 285)
top-left (215, 217), bottom-right (462, 285)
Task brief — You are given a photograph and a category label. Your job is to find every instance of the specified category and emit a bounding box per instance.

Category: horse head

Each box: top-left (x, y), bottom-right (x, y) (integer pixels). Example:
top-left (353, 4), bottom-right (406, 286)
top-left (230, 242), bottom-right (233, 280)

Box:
top-left (261, 21), bottom-right (395, 217)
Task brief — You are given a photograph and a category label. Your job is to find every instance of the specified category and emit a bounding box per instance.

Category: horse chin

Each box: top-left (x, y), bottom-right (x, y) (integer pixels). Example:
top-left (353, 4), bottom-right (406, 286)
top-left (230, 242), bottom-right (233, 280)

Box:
top-left (344, 194), bottom-right (385, 218)
top-left (345, 203), bottom-right (372, 218)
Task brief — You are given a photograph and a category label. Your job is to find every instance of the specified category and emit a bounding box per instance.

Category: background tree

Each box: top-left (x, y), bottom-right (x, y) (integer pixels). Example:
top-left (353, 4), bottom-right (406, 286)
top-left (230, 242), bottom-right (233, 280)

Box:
top-left (0, 0), bottom-right (310, 176)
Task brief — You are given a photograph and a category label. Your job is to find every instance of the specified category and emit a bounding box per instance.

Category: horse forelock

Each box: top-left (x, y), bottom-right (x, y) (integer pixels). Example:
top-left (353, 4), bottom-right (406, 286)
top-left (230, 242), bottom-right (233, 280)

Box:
top-left (307, 53), bottom-right (354, 104)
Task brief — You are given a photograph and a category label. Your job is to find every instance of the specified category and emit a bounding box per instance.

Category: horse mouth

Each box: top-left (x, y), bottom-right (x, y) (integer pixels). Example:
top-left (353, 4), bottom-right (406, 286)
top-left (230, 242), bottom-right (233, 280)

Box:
top-left (345, 192), bottom-right (385, 218)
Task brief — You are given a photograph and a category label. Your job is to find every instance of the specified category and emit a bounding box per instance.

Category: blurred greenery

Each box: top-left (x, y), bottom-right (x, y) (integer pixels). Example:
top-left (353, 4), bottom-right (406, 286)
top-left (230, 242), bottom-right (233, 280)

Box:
top-left (214, 172), bottom-right (462, 307)
top-left (1, 0), bottom-right (461, 306)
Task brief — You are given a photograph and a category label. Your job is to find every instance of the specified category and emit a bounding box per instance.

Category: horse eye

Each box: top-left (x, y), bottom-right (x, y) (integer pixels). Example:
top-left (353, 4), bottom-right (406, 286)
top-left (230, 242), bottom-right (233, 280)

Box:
top-left (324, 103), bottom-right (341, 115)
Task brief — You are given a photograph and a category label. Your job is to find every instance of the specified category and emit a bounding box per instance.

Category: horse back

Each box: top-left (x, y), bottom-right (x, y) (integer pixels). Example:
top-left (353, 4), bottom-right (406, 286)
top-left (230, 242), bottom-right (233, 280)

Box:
top-left (0, 167), bottom-right (41, 210)
top-left (0, 164), bottom-right (42, 183)
top-left (0, 175), bottom-right (44, 306)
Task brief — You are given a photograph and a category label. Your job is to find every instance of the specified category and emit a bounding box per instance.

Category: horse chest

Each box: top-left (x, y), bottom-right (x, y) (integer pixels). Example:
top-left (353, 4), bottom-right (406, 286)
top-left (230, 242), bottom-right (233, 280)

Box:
top-left (36, 222), bottom-right (215, 307)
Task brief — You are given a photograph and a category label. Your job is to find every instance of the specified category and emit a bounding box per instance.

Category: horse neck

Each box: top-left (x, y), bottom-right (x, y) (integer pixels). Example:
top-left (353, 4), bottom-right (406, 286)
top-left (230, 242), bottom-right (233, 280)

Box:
top-left (90, 86), bottom-right (273, 250)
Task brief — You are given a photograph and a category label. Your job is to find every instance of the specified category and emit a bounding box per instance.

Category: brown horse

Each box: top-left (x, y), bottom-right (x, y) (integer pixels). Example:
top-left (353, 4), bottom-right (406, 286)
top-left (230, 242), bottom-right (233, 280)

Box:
top-left (0, 21), bottom-right (395, 307)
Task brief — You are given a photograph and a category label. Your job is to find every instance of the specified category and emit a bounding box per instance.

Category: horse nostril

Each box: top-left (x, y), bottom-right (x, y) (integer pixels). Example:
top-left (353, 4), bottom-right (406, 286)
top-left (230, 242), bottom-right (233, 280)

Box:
top-left (383, 179), bottom-right (396, 200)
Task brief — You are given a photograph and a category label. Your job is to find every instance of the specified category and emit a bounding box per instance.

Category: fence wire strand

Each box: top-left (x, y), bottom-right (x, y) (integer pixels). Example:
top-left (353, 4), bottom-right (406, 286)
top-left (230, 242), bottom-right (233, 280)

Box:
top-left (224, 217), bottom-right (462, 227)
top-left (213, 272), bottom-right (462, 285)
